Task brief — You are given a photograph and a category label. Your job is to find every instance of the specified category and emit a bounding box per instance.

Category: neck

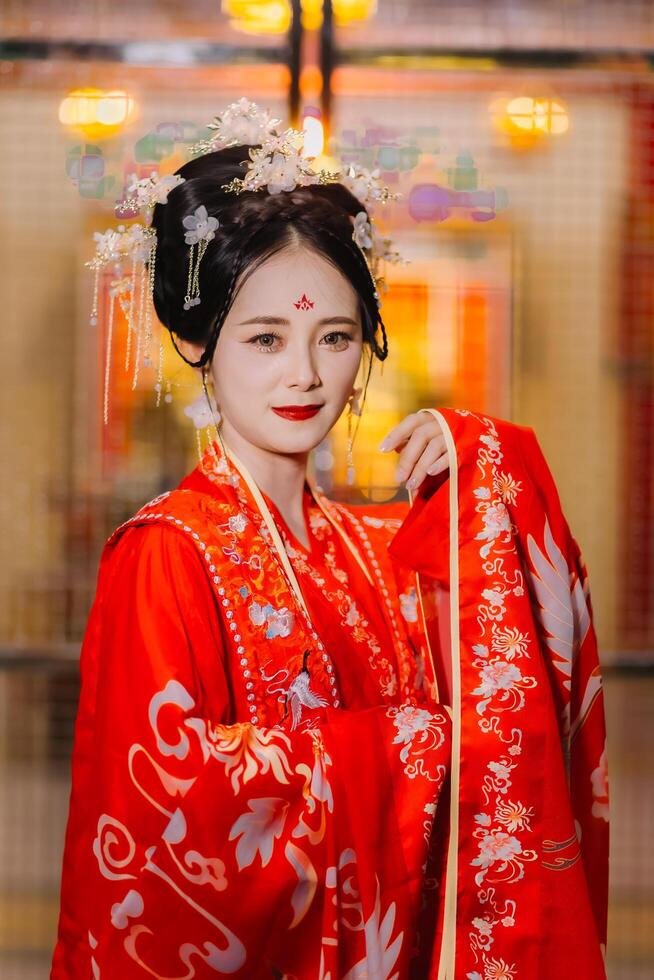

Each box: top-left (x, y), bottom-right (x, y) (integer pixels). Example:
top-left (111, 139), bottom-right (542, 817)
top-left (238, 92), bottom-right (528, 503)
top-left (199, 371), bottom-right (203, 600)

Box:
top-left (218, 419), bottom-right (310, 518)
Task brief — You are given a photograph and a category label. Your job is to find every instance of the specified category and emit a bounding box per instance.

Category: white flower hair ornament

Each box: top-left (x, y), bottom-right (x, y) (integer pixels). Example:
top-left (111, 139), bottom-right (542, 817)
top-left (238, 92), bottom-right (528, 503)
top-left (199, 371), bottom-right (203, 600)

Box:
top-left (86, 97), bottom-right (407, 431)
top-left (120, 171), bottom-right (186, 223)
top-left (189, 97), bottom-right (283, 157)
top-left (220, 127), bottom-right (341, 196)
top-left (181, 205), bottom-right (220, 310)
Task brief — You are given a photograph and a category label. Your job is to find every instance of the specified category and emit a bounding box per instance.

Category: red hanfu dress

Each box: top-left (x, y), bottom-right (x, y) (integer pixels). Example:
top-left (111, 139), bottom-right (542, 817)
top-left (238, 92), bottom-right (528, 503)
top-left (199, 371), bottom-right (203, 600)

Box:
top-left (51, 408), bottom-right (609, 979)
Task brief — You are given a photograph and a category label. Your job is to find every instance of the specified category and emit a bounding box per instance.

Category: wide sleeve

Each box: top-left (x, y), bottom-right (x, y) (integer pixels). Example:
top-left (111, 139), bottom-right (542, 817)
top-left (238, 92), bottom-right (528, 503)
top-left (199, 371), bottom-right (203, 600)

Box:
top-left (516, 424), bottom-right (610, 952)
top-left (51, 524), bottom-right (452, 980)
top-left (389, 409), bottom-right (609, 973)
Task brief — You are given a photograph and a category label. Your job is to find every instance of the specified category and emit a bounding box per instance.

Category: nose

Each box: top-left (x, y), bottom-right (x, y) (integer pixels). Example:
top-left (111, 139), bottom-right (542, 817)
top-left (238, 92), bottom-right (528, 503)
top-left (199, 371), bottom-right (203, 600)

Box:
top-left (284, 340), bottom-right (321, 391)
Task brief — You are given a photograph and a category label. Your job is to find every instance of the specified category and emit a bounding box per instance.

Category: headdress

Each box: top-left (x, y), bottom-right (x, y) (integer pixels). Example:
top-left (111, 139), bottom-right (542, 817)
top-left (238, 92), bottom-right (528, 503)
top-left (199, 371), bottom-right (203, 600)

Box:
top-left (86, 97), bottom-right (407, 425)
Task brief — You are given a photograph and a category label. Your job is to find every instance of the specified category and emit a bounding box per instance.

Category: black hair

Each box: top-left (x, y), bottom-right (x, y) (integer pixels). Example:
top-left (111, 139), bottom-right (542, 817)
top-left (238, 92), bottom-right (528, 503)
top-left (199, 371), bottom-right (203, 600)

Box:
top-left (149, 144), bottom-right (389, 371)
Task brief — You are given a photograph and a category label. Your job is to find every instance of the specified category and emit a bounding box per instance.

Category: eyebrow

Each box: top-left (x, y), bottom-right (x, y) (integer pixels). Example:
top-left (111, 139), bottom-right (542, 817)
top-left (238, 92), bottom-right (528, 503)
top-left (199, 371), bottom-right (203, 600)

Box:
top-left (237, 314), bottom-right (359, 327)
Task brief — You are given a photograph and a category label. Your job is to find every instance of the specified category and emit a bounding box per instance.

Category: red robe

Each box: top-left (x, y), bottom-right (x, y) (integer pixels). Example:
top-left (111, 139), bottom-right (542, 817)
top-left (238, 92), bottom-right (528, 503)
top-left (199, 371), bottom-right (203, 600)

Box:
top-left (51, 408), bottom-right (609, 979)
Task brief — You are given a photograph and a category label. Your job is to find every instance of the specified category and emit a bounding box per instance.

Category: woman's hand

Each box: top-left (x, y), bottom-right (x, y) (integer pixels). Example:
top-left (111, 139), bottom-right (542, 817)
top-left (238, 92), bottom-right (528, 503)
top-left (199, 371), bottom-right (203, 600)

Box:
top-left (378, 411), bottom-right (449, 491)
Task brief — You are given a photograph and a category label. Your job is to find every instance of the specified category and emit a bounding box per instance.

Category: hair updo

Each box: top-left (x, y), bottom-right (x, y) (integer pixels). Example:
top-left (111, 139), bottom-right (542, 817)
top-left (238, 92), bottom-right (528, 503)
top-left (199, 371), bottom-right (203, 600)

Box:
top-left (150, 145), bottom-right (389, 369)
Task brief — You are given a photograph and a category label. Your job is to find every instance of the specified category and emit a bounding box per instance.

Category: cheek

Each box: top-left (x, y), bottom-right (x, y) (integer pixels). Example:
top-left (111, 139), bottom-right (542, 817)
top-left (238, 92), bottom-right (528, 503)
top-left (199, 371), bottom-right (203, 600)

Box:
top-left (213, 343), bottom-right (275, 399)
top-left (321, 346), bottom-right (362, 394)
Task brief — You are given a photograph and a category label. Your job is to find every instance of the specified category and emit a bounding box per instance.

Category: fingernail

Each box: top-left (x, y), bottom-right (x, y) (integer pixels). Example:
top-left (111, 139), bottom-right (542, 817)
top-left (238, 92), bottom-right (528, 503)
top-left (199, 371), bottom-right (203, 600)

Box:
top-left (379, 439), bottom-right (391, 452)
top-left (406, 475), bottom-right (420, 491)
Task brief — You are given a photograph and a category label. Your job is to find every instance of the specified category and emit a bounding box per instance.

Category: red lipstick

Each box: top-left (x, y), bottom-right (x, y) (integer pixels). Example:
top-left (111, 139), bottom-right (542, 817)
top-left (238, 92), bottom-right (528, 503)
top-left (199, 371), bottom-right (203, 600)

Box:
top-left (271, 404), bottom-right (323, 421)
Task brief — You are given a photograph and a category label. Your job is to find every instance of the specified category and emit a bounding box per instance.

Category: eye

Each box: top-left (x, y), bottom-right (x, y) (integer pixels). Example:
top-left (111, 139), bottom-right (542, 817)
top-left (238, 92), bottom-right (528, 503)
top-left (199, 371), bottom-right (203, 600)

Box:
top-left (249, 331), bottom-right (282, 352)
top-left (321, 331), bottom-right (352, 350)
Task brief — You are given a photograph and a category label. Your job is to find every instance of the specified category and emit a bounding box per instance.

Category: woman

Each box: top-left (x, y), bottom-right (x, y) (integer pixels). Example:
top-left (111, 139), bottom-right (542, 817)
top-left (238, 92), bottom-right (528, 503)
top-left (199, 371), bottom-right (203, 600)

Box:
top-left (52, 105), bottom-right (609, 979)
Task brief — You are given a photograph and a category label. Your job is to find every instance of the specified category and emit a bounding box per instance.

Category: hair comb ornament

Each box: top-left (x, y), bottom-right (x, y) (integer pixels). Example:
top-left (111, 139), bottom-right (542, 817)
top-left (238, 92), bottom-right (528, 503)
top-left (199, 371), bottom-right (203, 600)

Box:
top-left (189, 97), bottom-right (283, 156)
top-left (87, 97), bottom-right (407, 428)
top-left (219, 128), bottom-right (342, 196)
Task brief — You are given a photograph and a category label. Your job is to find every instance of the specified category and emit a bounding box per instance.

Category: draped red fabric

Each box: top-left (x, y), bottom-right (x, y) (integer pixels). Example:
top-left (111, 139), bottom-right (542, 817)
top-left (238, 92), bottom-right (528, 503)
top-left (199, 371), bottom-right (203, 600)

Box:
top-left (51, 408), bottom-right (608, 979)
top-left (259, 484), bottom-right (415, 712)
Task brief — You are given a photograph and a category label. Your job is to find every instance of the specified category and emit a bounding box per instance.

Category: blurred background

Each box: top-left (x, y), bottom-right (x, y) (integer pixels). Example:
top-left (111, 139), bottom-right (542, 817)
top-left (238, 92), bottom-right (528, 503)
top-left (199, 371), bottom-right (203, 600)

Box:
top-left (0, 1), bottom-right (652, 977)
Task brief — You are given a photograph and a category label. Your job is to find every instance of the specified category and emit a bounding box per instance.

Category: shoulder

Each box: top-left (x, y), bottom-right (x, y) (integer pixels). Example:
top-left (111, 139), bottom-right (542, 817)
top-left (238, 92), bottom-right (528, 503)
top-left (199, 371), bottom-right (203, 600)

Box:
top-left (93, 516), bottom-right (227, 645)
top-left (105, 486), bottom-right (232, 550)
top-left (98, 487), bottom-right (227, 589)
top-left (99, 520), bottom-right (211, 592)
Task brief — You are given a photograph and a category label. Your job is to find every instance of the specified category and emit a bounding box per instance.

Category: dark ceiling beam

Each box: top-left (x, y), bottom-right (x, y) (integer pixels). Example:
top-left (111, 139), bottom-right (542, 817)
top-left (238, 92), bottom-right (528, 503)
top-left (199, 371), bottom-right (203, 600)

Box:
top-left (337, 47), bottom-right (654, 70)
top-left (0, 38), bottom-right (287, 67)
top-left (320, 0), bottom-right (334, 133)
top-left (4, 38), bottom-right (649, 72)
top-left (288, 0), bottom-right (302, 128)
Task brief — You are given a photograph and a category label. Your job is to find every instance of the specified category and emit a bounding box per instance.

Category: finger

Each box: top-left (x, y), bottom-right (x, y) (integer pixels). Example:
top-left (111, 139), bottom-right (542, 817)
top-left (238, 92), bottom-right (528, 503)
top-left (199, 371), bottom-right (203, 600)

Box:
top-left (406, 443), bottom-right (449, 490)
top-left (379, 413), bottom-right (424, 453)
top-left (426, 453), bottom-right (449, 475)
top-left (396, 430), bottom-right (445, 481)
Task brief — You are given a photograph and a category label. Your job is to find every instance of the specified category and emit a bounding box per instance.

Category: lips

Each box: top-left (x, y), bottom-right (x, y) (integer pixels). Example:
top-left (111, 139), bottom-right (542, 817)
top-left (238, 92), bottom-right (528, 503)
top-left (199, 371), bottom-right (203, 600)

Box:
top-left (271, 404), bottom-right (324, 421)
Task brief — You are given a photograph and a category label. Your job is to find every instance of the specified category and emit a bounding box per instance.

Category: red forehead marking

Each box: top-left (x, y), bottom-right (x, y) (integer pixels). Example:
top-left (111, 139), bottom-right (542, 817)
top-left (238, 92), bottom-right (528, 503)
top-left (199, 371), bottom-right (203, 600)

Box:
top-left (293, 293), bottom-right (315, 311)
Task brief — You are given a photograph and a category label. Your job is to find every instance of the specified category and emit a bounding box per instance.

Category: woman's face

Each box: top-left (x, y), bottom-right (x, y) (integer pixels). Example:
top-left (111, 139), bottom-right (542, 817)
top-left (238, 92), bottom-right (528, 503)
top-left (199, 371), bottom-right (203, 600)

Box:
top-left (186, 245), bottom-right (363, 458)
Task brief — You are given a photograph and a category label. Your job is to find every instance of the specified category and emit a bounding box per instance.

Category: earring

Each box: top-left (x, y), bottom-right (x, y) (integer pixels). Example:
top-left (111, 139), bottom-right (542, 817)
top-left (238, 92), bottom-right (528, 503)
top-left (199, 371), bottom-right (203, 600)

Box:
top-left (183, 367), bottom-right (229, 475)
top-left (202, 367), bottom-right (231, 475)
top-left (346, 386), bottom-right (363, 486)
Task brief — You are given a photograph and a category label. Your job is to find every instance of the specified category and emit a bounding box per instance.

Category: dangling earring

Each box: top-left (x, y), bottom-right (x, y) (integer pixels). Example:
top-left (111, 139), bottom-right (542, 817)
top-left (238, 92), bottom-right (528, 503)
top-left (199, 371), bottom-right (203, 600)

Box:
top-left (183, 367), bottom-right (228, 474)
top-left (202, 366), bottom-right (230, 474)
top-left (346, 386), bottom-right (363, 486)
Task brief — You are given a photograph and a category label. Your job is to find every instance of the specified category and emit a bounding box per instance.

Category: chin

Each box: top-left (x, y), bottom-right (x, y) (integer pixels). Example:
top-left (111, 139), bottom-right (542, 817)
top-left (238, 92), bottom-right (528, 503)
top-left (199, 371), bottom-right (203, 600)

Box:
top-left (267, 425), bottom-right (331, 454)
top-left (270, 436), bottom-right (326, 456)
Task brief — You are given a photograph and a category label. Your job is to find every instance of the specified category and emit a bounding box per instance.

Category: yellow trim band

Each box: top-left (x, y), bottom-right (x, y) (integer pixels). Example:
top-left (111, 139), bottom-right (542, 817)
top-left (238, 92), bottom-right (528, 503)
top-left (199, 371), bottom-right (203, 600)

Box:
top-left (222, 443), bottom-right (311, 620)
top-left (419, 409), bottom-right (460, 980)
top-left (310, 489), bottom-right (375, 588)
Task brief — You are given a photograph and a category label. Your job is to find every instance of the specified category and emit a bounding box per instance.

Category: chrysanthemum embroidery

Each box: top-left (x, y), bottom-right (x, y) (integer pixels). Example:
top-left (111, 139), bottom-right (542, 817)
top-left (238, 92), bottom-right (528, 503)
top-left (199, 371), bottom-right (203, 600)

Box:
top-left (466, 956), bottom-right (517, 980)
top-left (493, 469), bottom-right (523, 506)
top-left (494, 798), bottom-right (534, 833)
top-left (490, 624), bottom-right (531, 660)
